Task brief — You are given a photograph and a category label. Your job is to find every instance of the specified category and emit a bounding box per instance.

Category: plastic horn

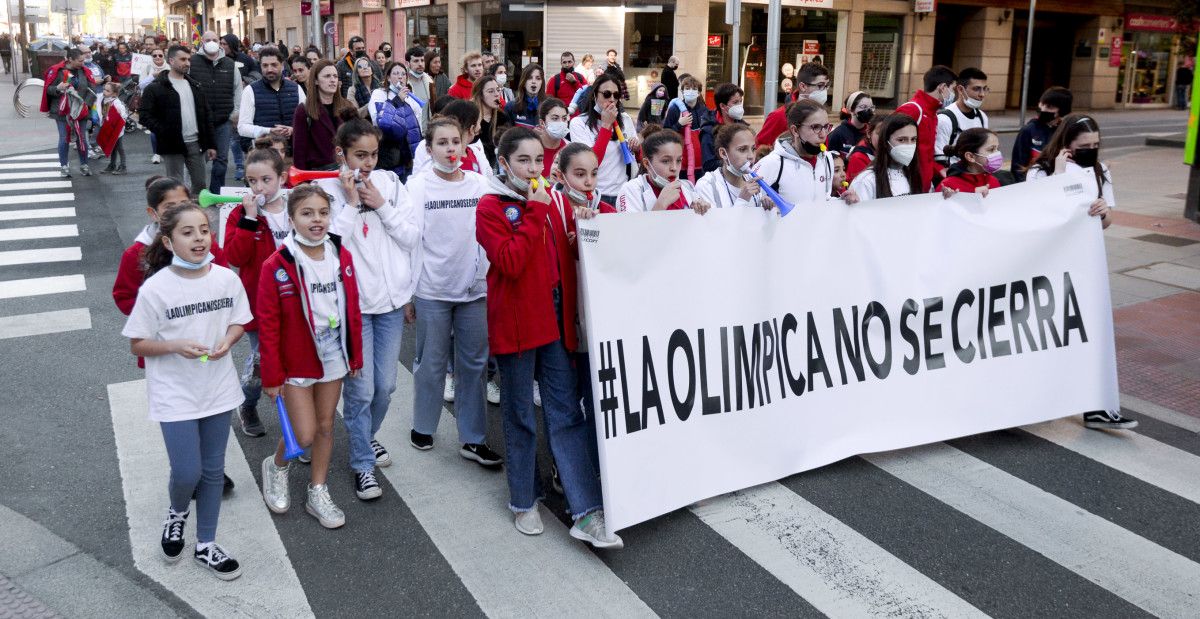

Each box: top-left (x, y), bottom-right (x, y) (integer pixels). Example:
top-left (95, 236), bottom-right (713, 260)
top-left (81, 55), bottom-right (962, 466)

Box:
top-left (197, 189), bottom-right (246, 209)
top-left (287, 166), bottom-right (341, 186)
top-left (748, 171), bottom-right (796, 216)
top-left (612, 124), bottom-right (637, 165)
top-left (275, 395), bottom-right (305, 461)
top-left (529, 175), bottom-right (550, 191)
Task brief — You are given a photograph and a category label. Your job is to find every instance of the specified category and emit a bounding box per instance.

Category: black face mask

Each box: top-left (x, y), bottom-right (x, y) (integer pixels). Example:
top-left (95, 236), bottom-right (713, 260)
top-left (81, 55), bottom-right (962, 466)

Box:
top-left (1038, 110), bottom-right (1057, 125)
top-left (562, 65), bottom-right (574, 74)
top-left (855, 109), bottom-right (874, 124)
top-left (800, 140), bottom-right (823, 156)
top-left (1071, 147), bottom-right (1099, 168)
top-left (354, 50), bottom-right (367, 59)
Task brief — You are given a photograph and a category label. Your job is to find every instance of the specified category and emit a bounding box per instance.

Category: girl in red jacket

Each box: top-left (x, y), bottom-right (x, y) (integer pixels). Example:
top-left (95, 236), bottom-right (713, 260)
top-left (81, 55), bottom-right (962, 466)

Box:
top-left (113, 176), bottom-right (193, 316)
top-left (937, 127), bottom-right (1003, 197)
top-left (223, 148), bottom-right (291, 438)
top-left (256, 184), bottom-right (364, 529)
top-left (476, 127), bottom-right (623, 549)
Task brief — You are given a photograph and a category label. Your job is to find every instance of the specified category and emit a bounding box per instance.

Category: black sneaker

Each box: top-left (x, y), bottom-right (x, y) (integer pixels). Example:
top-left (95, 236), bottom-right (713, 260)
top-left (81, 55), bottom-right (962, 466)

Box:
top-left (238, 404), bottom-right (266, 437)
top-left (223, 474), bottom-right (235, 496)
top-left (1083, 410), bottom-right (1138, 430)
top-left (194, 542), bottom-right (242, 580)
top-left (354, 470), bottom-right (383, 500)
top-left (160, 508), bottom-right (188, 562)
top-left (460, 443), bottom-right (503, 467)
top-left (371, 439), bottom-right (392, 467)
top-left (551, 463), bottom-right (564, 495)
top-left (410, 429), bottom-right (433, 451)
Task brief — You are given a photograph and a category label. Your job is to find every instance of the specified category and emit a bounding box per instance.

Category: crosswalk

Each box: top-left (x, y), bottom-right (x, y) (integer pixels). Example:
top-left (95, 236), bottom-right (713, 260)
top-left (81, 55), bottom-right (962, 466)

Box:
top-left (0, 153), bottom-right (91, 342)
top-left (104, 358), bottom-right (1200, 617)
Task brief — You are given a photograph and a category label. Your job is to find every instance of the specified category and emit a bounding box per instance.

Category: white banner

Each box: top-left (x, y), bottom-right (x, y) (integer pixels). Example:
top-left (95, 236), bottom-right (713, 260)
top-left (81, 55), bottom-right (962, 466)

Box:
top-left (577, 172), bottom-right (1120, 533)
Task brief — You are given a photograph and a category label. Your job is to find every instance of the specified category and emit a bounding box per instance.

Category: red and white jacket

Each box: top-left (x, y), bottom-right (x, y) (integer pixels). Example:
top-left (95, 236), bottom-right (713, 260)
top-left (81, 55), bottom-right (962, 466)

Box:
top-left (113, 225), bottom-right (228, 316)
top-left (223, 205), bottom-right (279, 331)
top-left (255, 236), bottom-right (364, 389)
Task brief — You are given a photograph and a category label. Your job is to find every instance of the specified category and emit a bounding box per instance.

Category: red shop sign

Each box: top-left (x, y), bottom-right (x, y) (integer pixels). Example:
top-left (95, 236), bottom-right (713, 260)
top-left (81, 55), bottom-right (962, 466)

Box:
top-left (1124, 12), bottom-right (1196, 33)
top-left (707, 34), bottom-right (723, 47)
top-left (1108, 37), bottom-right (1122, 67)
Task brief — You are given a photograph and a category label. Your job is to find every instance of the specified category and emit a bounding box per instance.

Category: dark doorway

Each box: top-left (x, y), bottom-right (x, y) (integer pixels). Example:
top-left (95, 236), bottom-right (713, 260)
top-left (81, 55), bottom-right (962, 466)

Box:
top-left (1008, 11), bottom-right (1085, 109)
top-left (933, 5), bottom-right (975, 68)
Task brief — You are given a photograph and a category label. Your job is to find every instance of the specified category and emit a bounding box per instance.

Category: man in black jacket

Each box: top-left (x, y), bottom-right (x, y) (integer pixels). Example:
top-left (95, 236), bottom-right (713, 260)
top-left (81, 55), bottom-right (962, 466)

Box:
top-left (139, 46), bottom-right (217, 196)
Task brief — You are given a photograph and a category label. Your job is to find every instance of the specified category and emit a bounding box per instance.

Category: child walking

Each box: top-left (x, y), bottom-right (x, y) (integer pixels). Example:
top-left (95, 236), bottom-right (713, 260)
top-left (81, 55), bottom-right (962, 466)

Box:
top-left (122, 202), bottom-right (251, 580)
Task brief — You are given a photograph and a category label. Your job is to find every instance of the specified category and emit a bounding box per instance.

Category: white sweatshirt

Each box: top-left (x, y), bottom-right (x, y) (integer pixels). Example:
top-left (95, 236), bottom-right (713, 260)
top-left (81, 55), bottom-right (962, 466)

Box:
top-left (847, 166), bottom-right (914, 202)
top-left (751, 137), bottom-right (836, 207)
top-left (694, 169), bottom-right (761, 209)
top-left (316, 169), bottom-right (419, 314)
top-left (1027, 161), bottom-right (1115, 208)
top-left (616, 175), bottom-right (699, 213)
top-left (407, 168), bottom-right (490, 303)
top-left (568, 112), bottom-right (638, 198)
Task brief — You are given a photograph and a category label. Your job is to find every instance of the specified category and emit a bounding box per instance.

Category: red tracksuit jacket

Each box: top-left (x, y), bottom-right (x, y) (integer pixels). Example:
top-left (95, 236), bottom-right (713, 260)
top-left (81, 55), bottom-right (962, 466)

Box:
top-left (255, 237), bottom-right (364, 389)
top-left (936, 171), bottom-right (1000, 194)
top-left (223, 205), bottom-right (279, 331)
top-left (896, 90), bottom-right (944, 193)
top-left (476, 192), bottom-right (567, 356)
top-left (112, 237), bottom-right (228, 316)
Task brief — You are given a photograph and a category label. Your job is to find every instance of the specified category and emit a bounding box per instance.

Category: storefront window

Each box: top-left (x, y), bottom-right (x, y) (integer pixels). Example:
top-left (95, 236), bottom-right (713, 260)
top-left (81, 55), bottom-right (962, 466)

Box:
top-left (478, 0), bottom-right (544, 73)
top-left (860, 14), bottom-right (902, 108)
top-left (624, 1), bottom-right (675, 102)
top-left (1117, 30), bottom-right (1175, 105)
top-left (405, 4), bottom-right (448, 70)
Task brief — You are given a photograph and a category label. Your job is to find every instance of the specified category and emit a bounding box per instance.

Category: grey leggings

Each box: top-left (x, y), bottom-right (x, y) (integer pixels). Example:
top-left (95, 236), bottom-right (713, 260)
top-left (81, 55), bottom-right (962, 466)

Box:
top-left (108, 136), bottom-right (126, 169)
top-left (159, 411), bottom-right (232, 543)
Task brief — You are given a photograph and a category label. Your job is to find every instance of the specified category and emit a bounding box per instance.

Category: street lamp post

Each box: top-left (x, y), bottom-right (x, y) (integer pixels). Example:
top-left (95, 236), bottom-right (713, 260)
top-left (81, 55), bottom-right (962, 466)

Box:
top-left (763, 0), bottom-right (781, 115)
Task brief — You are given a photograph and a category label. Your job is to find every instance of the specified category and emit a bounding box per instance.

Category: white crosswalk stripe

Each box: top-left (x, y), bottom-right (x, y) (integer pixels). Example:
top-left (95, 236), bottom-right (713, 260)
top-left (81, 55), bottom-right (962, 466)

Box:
top-left (0, 180), bottom-right (73, 192)
top-left (0, 171), bottom-right (61, 181)
top-left (0, 224), bottom-right (78, 242)
top-left (0, 247), bottom-right (82, 267)
top-left (0, 208), bottom-right (77, 222)
top-left (0, 274), bottom-right (86, 299)
top-left (3, 153), bottom-right (60, 160)
top-left (107, 380), bottom-right (315, 618)
top-left (0, 308), bottom-right (91, 339)
top-left (0, 162), bottom-right (62, 170)
top-left (0, 193), bottom-right (75, 205)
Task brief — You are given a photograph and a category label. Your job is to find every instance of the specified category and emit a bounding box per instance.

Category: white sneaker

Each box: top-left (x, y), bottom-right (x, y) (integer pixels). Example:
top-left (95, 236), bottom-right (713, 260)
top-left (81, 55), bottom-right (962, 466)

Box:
top-left (151, 154), bottom-right (162, 164)
top-left (570, 509), bottom-right (624, 549)
top-left (443, 374), bottom-right (455, 403)
top-left (514, 507), bottom-right (544, 535)
top-left (487, 379), bottom-right (501, 405)
top-left (533, 381), bottom-right (542, 407)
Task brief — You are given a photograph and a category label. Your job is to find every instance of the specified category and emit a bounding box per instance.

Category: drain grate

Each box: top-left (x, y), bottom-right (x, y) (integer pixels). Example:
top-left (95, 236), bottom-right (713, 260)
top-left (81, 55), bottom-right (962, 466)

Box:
top-left (1132, 233), bottom-right (1198, 247)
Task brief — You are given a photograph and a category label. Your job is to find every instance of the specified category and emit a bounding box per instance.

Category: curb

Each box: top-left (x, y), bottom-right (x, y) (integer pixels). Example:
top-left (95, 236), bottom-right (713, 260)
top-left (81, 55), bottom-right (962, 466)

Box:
top-left (1146, 134), bottom-right (1186, 148)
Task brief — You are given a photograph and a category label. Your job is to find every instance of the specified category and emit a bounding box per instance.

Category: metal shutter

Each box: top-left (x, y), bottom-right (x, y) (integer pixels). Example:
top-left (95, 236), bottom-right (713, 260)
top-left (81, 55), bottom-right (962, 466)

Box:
top-left (543, 3), bottom-right (624, 70)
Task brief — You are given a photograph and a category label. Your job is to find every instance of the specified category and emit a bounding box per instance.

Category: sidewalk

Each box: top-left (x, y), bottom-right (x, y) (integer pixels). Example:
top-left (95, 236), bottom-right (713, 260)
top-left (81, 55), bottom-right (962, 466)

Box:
top-left (1102, 146), bottom-right (1200, 419)
top-left (0, 78), bottom-right (64, 157)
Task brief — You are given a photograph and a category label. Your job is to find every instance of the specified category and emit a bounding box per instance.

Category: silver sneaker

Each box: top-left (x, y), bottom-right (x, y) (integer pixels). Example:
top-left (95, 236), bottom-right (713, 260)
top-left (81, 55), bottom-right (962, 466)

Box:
top-left (570, 509), bottom-right (624, 549)
top-left (514, 507), bottom-right (544, 535)
top-left (79, 164), bottom-right (91, 176)
top-left (261, 456), bottom-right (290, 514)
top-left (486, 379), bottom-right (501, 405)
top-left (305, 484), bottom-right (346, 529)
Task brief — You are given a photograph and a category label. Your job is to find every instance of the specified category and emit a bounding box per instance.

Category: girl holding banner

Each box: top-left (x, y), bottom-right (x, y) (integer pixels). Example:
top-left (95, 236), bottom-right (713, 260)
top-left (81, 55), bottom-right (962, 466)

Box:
top-left (848, 113), bottom-right (923, 202)
top-left (753, 99), bottom-right (859, 206)
top-left (695, 124), bottom-right (766, 209)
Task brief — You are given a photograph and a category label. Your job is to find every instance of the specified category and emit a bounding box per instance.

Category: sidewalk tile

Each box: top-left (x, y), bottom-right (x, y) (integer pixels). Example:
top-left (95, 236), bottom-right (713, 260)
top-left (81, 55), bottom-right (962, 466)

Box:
top-left (1123, 263), bottom-right (1200, 291)
top-left (1113, 292), bottom-right (1200, 419)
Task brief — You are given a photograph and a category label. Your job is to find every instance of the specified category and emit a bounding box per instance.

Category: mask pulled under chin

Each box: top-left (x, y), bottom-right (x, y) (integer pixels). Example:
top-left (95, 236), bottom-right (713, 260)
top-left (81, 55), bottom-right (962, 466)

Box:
top-left (800, 140), bottom-right (824, 156)
top-left (171, 252), bottom-right (214, 270)
top-left (724, 159), bottom-right (751, 177)
top-left (432, 158), bottom-right (462, 174)
top-left (649, 171), bottom-right (675, 189)
top-left (565, 186), bottom-right (593, 205)
top-left (293, 230), bottom-right (329, 247)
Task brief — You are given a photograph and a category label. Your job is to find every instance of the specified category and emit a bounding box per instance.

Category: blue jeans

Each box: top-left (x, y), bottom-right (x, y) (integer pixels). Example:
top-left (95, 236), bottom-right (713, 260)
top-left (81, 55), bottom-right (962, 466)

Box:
top-left (240, 332), bottom-right (261, 408)
top-left (210, 121), bottom-right (232, 194)
top-left (55, 118), bottom-right (88, 167)
top-left (497, 341), bottom-right (602, 519)
top-left (1176, 84), bottom-right (1190, 110)
top-left (342, 308), bottom-right (405, 473)
top-left (412, 297), bottom-right (488, 444)
top-left (160, 411), bottom-right (232, 543)
top-left (232, 139), bottom-right (245, 176)
top-left (150, 132), bottom-right (158, 154)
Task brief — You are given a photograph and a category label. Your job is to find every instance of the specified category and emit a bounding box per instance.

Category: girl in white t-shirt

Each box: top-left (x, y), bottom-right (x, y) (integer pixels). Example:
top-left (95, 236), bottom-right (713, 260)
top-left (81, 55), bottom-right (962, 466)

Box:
top-left (407, 117), bottom-right (498, 460)
top-left (122, 202), bottom-right (252, 581)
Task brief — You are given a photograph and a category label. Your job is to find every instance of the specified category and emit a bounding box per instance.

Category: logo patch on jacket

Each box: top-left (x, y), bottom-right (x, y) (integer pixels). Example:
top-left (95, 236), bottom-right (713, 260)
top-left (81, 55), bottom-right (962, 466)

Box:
top-left (275, 268), bottom-right (289, 283)
top-left (343, 265), bottom-right (352, 279)
top-left (504, 206), bottom-right (520, 222)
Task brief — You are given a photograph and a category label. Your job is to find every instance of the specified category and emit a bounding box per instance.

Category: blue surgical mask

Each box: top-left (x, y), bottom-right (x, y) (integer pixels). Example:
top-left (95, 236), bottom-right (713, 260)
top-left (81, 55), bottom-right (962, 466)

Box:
top-left (171, 252), bottom-right (214, 270)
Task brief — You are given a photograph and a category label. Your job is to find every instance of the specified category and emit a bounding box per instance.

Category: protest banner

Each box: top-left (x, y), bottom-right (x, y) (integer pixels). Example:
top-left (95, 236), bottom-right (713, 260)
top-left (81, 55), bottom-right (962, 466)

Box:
top-left (577, 171), bottom-right (1120, 533)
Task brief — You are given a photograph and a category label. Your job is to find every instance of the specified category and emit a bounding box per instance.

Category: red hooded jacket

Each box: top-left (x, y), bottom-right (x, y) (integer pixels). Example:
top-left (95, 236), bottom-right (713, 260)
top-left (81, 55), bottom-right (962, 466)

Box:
top-left (223, 205), bottom-right (280, 331)
top-left (448, 74), bottom-right (475, 100)
top-left (896, 90), bottom-right (945, 193)
top-left (476, 190), bottom-right (565, 356)
top-left (755, 92), bottom-right (798, 149)
top-left (113, 236), bottom-right (227, 316)
top-left (256, 238), bottom-right (364, 389)
top-left (936, 170), bottom-right (1000, 194)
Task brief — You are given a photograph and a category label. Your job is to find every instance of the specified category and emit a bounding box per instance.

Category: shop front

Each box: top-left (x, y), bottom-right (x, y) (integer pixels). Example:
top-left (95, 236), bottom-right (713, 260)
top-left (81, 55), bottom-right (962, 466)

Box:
top-left (1117, 11), bottom-right (1192, 107)
top-left (398, 0), bottom-right (448, 68)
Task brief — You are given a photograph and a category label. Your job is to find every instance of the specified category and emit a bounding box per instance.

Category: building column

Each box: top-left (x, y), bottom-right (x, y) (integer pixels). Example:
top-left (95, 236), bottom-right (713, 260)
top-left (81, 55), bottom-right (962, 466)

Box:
top-left (952, 7), bottom-right (1013, 112)
top-left (673, 0), bottom-right (707, 86)
top-left (898, 11), bottom-right (936, 99)
top-left (1070, 16), bottom-right (1121, 110)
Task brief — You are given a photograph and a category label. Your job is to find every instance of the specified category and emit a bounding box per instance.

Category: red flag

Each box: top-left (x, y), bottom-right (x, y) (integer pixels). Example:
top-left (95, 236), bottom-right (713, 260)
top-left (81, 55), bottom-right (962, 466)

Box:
top-left (97, 105), bottom-right (126, 157)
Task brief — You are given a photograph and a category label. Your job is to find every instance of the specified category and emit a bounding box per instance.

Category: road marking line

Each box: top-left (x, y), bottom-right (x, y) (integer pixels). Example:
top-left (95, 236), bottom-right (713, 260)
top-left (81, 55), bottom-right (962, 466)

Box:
top-left (0, 171), bottom-right (61, 181)
top-left (0, 162), bottom-right (61, 171)
top-left (1121, 393), bottom-right (1200, 433)
top-left (0, 308), bottom-right (91, 339)
top-left (0, 181), bottom-right (73, 192)
top-left (0, 247), bottom-right (82, 267)
top-left (0, 274), bottom-right (85, 299)
top-left (375, 366), bottom-right (655, 618)
top-left (865, 443), bottom-right (1200, 618)
top-left (1023, 418), bottom-right (1200, 504)
top-left (0, 208), bottom-right (76, 221)
top-left (1, 154), bottom-right (59, 161)
top-left (0, 225), bottom-right (78, 242)
top-left (0, 193), bottom-right (74, 206)
top-left (692, 481), bottom-right (987, 618)
top-left (107, 380), bottom-right (315, 619)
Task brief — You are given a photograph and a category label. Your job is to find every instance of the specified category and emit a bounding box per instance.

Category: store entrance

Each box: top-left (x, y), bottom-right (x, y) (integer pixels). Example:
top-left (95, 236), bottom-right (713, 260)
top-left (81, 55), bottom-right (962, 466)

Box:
top-left (1117, 31), bottom-right (1177, 106)
top-left (1007, 11), bottom-right (1085, 109)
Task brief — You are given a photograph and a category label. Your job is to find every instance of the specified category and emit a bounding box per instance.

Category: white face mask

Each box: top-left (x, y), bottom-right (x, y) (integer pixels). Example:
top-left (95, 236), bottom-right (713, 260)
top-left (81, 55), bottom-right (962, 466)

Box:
top-left (964, 96), bottom-right (984, 110)
top-left (806, 89), bottom-right (828, 106)
top-left (202, 41), bottom-right (219, 56)
top-left (942, 86), bottom-right (956, 106)
top-left (432, 155), bottom-right (462, 174)
top-left (546, 121), bottom-right (570, 140)
top-left (682, 89), bottom-right (700, 104)
top-left (495, 73), bottom-right (507, 86)
top-left (726, 104), bottom-right (745, 120)
top-left (889, 143), bottom-right (917, 167)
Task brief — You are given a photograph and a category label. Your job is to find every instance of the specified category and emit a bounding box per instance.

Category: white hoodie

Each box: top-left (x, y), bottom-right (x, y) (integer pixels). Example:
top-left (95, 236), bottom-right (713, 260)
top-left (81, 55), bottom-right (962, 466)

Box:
top-left (751, 137), bottom-right (836, 206)
top-left (412, 139), bottom-right (493, 179)
top-left (316, 169), bottom-right (419, 314)
top-left (694, 168), bottom-right (761, 209)
top-left (616, 174), bottom-right (698, 213)
top-left (407, 168), bottom-right (490, 303)
top-left (568, 112), bottom-right (638, 198)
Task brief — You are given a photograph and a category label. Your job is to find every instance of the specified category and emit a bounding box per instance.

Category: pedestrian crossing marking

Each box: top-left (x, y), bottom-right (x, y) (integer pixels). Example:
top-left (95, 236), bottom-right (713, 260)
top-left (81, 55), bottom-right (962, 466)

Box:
top-left (0, 308), bottom-right (91, 339)
top-left (1, 154), bottom-right (60, 161)
top-left (0, 225), bottom-right (78, 242)
top-left (375, 366), bottom-right (656, 617)
top-left (0, 162), bottom-right (62, 171)
top-left (106, 380), bottom-right (315, 619)
top-left (0, 181), bottom-right (73, 192)
top-left (0, 193), bottom-right (75, 206)
top-left (0, 247), bottom-right (82, 267)
top-left (1024, 417), bottom-right (1200, 504)
top-left (865, 442), bottom-right (1200, 618)
top-left (0, 171), bottom-right (61, 181)
top-left (0, 274), bottom-right (85, 299)
top-left (0, 208), bottom-right (76, 222)
top-left (691, 481), bottom-right (987, 618)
